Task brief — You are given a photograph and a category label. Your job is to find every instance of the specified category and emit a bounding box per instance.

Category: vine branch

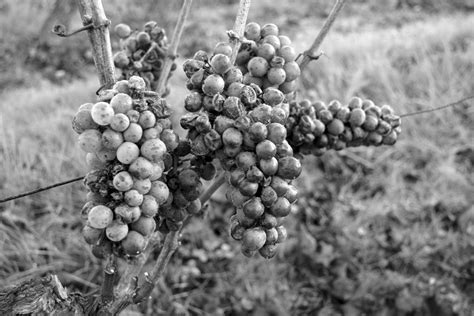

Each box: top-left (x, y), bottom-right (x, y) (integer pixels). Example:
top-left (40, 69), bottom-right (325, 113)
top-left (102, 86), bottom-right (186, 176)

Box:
top-left (108, 233), bottom-right (161, 314)
top-left (229, 0), bottom-right (252, 65)
top-left (132, 230), bottom-right (179, 302)
top-left (200, 172), bottom-right (226, 204)
top-left (298, 0), bottom-right (347, 71)
top-left (75, 0), bottom-right (115, 87)
top-left (156, 0), bottom-right (193, 96)
top-left (100, 255), bottom-right (117, 304)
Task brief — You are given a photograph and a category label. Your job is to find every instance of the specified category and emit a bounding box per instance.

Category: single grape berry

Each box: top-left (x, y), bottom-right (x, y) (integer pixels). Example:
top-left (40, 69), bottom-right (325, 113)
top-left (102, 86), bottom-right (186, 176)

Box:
top-left (106, 220), bottom-right (129, 242)
top-left (130, 216), bottom-right (156, 236)
top-left (248, 57), bottom-right (269, 77)
top-left (245, 22), bottom-right (261, 41)
top-left (242, 227), bottom-right (267, 251)
top-left (115, 23), bottom-right (132, 38)
top-left (243, 197), bottom-right (265, 219)
top-left (72, 110), bottom-right (98, 134)
top-left (202, 74), bottom-right (225, 96)
top-left (82, 225), bottom-right (103, 245)
top-left (256, 140), bottom-right (277, 159)
top-left (122, 231), bottom-right (146, 256)
top-left (88, 205), bottom-right (114, 229)
top-left (210, 54), bottom-right (231, 74)
top-left (149, 180), bottom-right (170, 205)
top-left (259, 157), bottom-right (279, 176)
top-left (78, 129), bottom-right (103, 153)
top-left (140, 138), bottom-right (167, 163)
top-left (214, 42), bottom-right (233, 57)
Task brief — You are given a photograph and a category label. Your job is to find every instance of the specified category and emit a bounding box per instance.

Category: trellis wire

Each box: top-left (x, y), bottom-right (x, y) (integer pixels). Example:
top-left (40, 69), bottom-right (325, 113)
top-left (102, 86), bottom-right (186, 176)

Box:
top-left (0, 176), bottom-right (84, 203)
top-left (0, 96), bottom-right (472, 205)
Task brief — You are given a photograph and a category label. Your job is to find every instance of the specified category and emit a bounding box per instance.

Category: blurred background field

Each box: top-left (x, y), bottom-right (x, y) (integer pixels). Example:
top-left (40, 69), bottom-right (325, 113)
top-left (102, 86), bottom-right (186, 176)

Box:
top-left (0, 0), bottom-right (473, 315)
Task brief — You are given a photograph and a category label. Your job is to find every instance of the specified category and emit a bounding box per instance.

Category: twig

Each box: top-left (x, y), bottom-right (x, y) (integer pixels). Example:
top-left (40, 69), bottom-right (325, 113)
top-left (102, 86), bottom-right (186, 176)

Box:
top-left (400, 95), bottom-right (474, 118)
top-left (156, 0), bottom-right (193, 96)
top-left (108, 233), bottom-right (161, 314)
top-left (100, 255), bottom-right (117, 304)
top-left (298, 0), bottom-right (347, 71)
top-left (52, 23), bottom-right (94, 37)
top-left (229, 0), bottom-right (252, 65)
top-left (182, 172), bottom-right (227, 228)
top-left (132, 230), bottom-right (180, 303)
top-left (0, 176), bottom-right (84, 204)
top-left (75, 0), bottom-right (115, 87)
top-left (200, 172), bottom-right (226, 204)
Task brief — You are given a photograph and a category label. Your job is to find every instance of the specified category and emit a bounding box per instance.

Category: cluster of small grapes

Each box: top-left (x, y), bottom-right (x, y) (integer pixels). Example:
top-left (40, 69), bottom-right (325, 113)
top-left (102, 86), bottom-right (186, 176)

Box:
top-left (286, 97), bottom-right (402, 156)
top-left (180, 24), bottom-right (299, 165)
top-left (236, 22), bottom-right (300, 98)
top-left (180, 22), bottom-right (305, 258)
top-left (181, 41), bottom-right (259, 160)
top-left (73, 76), bottom-right (176, 258)
top-left (225, 111), bottom-right (303, 258)
top-left (113, 21), bottom-right (176, 94)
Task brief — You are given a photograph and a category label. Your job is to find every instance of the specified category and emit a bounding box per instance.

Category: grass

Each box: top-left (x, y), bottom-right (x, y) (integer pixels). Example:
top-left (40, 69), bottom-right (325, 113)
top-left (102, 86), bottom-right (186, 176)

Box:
top-left (1, 2), bottom-right (474, 315)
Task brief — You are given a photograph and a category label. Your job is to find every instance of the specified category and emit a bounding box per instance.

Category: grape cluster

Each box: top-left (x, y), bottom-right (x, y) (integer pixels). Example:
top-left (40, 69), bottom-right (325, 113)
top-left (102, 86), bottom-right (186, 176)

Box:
top-left (181, 42), bottom-right (256, 162)
top-left (286, 97), bottom-right (402, 156)
top-left (181, 22), bottom-right (303, 258)
top-left (181, 23), bottom-right (300, 165)
top-left (225, 109), bottom-right (303, 258)
top-left (236, 22), bottom-right (300, 98)
top-left (113, 21), bottom-right (176, 95)
top-left (73, 76), bottom-right (176, 258)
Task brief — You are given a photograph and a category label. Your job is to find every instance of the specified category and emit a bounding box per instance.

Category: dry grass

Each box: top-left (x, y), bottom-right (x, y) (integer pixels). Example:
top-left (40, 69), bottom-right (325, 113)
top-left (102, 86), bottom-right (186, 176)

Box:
top-left (0, 3), bottom-right (473, 315)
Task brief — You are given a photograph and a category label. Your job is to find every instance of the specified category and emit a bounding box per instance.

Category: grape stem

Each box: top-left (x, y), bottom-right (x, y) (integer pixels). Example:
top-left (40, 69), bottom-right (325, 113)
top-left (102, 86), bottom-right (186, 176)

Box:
top-left (100, 255), bottom-right (117, 304)
top-left (75, 0), bottom-right (115, 87)
top-left (108, 234), bottom-right (161, 314)
top-left (155, 0), bottom-right (193, 96)
top-left (229, 0), bottom-right (252, 65)
top-left (200, 172), bottom-right (226, 204)
top-left (132, 230), bottom-right (179, 302)
top-left (298, 0), bottom-right (347, 71)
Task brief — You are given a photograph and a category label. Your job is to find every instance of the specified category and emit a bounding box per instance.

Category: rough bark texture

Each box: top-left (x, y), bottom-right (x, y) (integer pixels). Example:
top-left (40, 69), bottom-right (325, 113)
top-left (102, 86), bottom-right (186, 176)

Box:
top-left (0, 274), bottom-right (99, 315)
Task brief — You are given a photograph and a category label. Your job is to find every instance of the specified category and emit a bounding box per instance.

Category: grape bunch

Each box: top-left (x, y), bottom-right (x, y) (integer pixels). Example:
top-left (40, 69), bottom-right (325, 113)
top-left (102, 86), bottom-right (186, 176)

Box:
top-left (286, 97), bottom-right (402, 156)
top-left (73, 76), bottom-right (177, 258)
top-left (221, 104), bottom-right (301, 258)
top-left (236, 22), bottom-right (301, 98)
top-left (113, 21), bottom-right (176, 95)
top-left (180, 22), bottom-right (304, 258)
top-left (181, 22), bottom-right (300, 165)
top-left (181, 42), bottom-right (257, 163)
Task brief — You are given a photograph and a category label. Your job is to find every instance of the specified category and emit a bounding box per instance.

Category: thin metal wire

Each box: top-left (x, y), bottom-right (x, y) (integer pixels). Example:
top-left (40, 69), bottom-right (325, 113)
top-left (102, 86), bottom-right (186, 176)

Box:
top-left (0, 176), bottom-right (84, 204)
top-left (400, 96), bottom-right (474, 118)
